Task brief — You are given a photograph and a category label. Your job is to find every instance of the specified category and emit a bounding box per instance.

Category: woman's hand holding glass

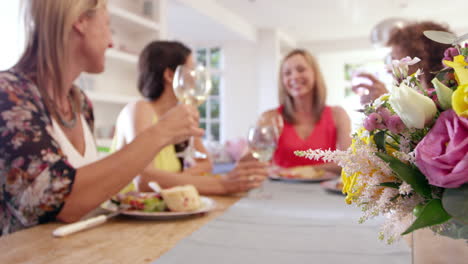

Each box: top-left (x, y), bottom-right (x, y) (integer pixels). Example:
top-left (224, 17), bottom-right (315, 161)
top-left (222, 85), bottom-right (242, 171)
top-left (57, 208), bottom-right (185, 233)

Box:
top-left (220, 153), bottom-right (268, 194)
top-left (155, 104), bottom-right (204, 146)
top-left (172, 65), bottom-right (212, 161)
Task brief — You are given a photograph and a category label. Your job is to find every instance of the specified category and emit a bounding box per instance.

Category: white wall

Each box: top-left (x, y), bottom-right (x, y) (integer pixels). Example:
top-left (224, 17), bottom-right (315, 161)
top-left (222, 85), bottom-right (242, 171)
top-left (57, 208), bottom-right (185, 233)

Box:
top-left (257, 29), bottom-right (280, 114)
top-left (0, 2), bottom-right (24, 70)
top-left (221, 41), bottom-right (259, 141)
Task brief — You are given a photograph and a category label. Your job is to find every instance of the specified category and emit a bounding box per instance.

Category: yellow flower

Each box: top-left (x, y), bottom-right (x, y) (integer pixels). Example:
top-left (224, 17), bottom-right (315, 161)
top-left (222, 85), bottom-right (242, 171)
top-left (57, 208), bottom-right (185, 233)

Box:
top-left (341, 170), bottom-right (362, 204)
top-left (381, 94), bottom-right (390, 100)
top-left (358, 126), bottom-right (397, 154)
top-left (341, 129), bottom-right (368, 204)
top-left (343, 127), bottom-right (400, 204)
top-left (452, 83), bottom-right (468, 117)
top-left (354, 127), bottom-right (372, 145)
top-left (341, 136), bottom-right (359, 204)
top-left (443, 55), bottom-right (468, 85)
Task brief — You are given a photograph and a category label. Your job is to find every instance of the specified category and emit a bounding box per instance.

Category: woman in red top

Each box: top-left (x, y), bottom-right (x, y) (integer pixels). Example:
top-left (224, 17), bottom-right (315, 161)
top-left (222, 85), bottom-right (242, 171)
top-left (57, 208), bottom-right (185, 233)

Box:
top-left (261, 49), bottom-right (351, 173)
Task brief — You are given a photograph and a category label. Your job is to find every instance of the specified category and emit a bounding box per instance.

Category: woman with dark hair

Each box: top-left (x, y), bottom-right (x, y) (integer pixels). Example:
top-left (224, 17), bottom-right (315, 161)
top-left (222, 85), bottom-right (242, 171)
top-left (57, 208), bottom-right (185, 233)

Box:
top-left (260, 49), bottom-right (352, 174)
top-left (354, 21), bottom-right (453, 105)
top-left (113, 41), bottom-right (267, 195)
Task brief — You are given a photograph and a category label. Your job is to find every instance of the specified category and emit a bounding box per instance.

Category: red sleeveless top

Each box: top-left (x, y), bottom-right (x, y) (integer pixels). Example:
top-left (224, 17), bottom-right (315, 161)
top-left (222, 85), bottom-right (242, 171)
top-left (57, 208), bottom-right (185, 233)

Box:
top-left (273, 106), bottom-right (337, 168)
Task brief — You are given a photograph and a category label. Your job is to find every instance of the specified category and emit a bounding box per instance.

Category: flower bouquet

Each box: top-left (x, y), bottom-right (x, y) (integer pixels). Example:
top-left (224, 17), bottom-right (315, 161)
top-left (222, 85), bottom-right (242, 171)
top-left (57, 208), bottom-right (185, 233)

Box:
top-left (296, 32), bottom-right (468, 243)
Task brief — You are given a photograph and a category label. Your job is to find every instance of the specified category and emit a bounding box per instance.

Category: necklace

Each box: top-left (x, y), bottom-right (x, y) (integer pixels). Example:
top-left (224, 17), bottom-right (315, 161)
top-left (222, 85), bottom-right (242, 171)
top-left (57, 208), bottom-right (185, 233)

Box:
top-left (56, 95), bottom-right (78, 129)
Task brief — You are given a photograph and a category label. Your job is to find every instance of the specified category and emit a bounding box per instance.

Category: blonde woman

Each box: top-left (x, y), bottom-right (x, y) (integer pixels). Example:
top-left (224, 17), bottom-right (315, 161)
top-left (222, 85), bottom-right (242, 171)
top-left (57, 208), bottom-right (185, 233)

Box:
top-left (0, 0), bottom-right (201, 235)
top-left (261, 49), bottom-right (351, 173)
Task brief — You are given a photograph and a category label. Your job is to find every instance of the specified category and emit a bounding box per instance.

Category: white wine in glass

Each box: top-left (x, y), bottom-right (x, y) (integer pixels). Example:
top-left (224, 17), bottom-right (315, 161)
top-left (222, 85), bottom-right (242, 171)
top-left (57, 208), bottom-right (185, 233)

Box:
top-left (173, 65), bottom-right (212, 161)
top-left (250, 146), bottom-right (276, 162)
top-left (247, 124), bottom-right (278, 200)
top-left (247, 125), bottom-right (278, 162)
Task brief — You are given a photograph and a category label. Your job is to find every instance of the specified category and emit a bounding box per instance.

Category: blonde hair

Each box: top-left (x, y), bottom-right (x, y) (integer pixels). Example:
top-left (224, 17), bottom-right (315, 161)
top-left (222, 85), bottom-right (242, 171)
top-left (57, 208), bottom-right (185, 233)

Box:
top-left (278, 49), bottom-right (327, 124)
top-left (15, 0), bottom-right (107, 114)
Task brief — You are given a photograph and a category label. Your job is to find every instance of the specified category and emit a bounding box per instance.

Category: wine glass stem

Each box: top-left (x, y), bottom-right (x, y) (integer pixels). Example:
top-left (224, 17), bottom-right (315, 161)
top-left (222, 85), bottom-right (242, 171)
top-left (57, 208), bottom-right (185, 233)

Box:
top-left (185, 136), bottom-right (207, 160)
top-left (182, 136), bottom-right (196, 168)
top-left (188, 136), bottom-right (195, 157)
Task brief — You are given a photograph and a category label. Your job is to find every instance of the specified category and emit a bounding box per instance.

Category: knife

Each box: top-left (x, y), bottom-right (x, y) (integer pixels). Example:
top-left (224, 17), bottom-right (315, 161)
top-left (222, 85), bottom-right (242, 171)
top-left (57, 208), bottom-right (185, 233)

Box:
top-left (52, 210), bottom-right (121, 237)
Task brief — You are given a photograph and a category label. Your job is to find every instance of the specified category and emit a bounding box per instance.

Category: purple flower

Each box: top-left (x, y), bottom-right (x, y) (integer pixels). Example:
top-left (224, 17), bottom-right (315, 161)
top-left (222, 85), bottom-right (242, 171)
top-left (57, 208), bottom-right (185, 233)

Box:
top-left (387, 115), bottom-right (405, 134)
top-left (443, 47), bottom-right (460, 62)
top-left (414, 110), bottom-right (468, 188)
top-left (392, 56), bottom-right (421, 68)
top-left (364, 113), bottom-right (385, 131)
top-left (377, 108), bottom-right (392, 122)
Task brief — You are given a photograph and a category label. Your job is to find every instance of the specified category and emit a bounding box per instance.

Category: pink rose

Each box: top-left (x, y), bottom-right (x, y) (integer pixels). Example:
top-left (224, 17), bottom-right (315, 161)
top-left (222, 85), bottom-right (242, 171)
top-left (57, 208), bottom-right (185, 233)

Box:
top-left (377, 107), bottom-right (392, 121)
top-left (415, 110), bottom-right (468, 188)
top-left (387, 115), bottom-right (405, 134)
top-left (364, 113), bottom-right (385, 131)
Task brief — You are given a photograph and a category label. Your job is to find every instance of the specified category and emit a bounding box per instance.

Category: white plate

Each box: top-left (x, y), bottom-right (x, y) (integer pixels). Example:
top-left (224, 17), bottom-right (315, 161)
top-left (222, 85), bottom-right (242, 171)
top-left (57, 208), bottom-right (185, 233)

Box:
top-left (268, 171), bottom-right (337, 183)
top-left (320, 179), bottom-right (344, 194)
top-left (101, 196), bottom-right (216, 220)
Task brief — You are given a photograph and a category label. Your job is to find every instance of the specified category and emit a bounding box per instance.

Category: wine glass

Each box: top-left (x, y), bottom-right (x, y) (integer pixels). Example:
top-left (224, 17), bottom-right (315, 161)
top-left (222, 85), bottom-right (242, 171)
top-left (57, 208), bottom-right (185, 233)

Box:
top-left (247, 124), bottom-right (278, 162)
top-left (173, 64), bottom-right (212, 163)
top-left (246, 122), bottom-right (279, 199)
top-left (256, 113), bottom-right (283, 145)
top-left (250, 113), bottom-right (283, 168)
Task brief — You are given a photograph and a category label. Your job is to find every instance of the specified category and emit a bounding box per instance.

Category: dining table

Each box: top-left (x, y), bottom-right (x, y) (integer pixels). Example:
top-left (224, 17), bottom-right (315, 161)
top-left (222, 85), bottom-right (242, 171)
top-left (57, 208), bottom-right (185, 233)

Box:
top-left (0, 179), bottom-right (411, 264)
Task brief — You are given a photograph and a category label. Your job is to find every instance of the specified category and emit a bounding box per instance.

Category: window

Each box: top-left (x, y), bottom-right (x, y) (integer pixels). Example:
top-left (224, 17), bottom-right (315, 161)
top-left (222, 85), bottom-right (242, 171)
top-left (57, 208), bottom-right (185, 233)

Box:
top-left (196, 47), bottom-right (222, 142)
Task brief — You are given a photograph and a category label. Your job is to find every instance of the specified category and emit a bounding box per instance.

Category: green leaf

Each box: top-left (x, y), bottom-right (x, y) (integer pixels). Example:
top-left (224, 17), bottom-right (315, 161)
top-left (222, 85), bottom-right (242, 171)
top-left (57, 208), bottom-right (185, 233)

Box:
top-left (413, 204), bottom-right (424, 217)
top-left (390, 194), bottom-right (400, 202)
top-left (442, 184), bottom-right (468, 224)
top-left (374, 131), bottom-right (386, 152)
top-left (461, 47), bottom-right (468, 57)
top-left (431, 78), bottom-right (453, 110)
top-left (402, 199), bottom-right (452, 235)
top-left (375, 152), bottom-right (432, 199)
top-left (378, 182), bottom-right (401, 189)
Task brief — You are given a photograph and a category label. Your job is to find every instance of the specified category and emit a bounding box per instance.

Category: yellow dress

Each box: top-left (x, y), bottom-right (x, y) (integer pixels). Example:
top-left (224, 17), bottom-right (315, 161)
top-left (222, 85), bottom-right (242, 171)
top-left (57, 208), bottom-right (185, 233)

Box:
top-left (113, 115), bottom-right (182, 193)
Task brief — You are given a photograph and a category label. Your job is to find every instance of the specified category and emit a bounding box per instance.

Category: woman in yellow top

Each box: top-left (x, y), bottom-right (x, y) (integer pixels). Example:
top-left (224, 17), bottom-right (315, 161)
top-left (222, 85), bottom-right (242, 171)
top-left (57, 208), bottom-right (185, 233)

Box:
top-left (113, 41), bottom-right (267, 195)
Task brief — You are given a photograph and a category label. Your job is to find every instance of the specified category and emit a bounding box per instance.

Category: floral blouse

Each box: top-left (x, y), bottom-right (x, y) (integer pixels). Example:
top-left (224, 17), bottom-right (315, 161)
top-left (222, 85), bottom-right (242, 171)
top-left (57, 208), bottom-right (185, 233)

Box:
top-left (0, 69), bottom-right (94, 236)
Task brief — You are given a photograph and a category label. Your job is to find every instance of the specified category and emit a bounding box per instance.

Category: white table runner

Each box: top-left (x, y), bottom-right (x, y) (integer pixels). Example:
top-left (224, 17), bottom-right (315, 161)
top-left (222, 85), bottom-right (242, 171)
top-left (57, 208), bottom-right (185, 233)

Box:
top-left (156, 180), bottom-right (411, 263)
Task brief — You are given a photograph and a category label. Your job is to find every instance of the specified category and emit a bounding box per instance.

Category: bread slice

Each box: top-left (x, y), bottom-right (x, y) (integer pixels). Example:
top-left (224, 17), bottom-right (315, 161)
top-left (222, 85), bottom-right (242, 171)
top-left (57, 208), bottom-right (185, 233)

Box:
top-left (160, 185), bottom-right (201, 212)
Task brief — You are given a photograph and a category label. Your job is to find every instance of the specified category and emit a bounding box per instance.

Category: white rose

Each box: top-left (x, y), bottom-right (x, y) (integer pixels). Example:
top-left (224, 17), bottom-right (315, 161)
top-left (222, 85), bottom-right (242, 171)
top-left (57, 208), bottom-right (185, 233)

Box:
top-left (389, 83), bottom-right (437, 129)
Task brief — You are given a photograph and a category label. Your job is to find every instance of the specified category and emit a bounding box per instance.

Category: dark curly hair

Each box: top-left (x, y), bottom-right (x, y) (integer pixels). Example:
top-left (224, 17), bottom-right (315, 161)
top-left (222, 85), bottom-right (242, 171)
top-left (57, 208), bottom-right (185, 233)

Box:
top-left (387, 21), bottom-right (452, 87)
top-left (138, 41), bottom-right (191, 100)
